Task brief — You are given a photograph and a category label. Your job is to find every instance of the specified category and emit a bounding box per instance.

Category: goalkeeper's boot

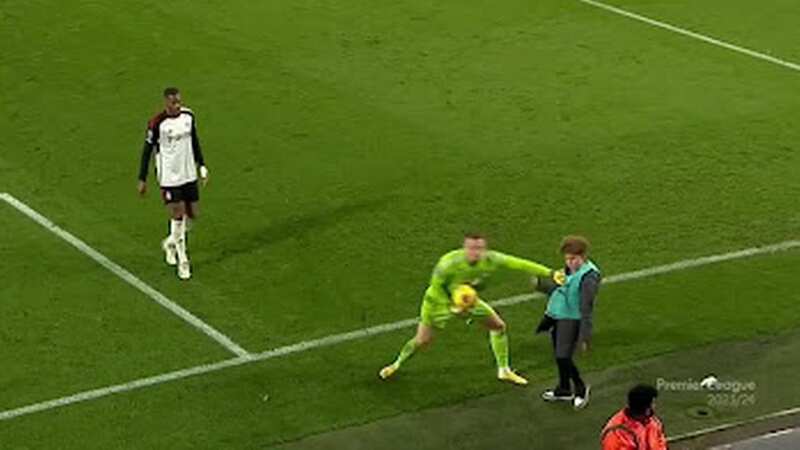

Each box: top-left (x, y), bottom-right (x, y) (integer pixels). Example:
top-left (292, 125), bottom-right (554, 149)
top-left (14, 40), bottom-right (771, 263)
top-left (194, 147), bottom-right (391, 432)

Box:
top-left (162, 237), bottom-right (178, 266)
top-left (497, 367), bottom-right (528, 385)
top-left (379, 363), bottom-right (399, 380)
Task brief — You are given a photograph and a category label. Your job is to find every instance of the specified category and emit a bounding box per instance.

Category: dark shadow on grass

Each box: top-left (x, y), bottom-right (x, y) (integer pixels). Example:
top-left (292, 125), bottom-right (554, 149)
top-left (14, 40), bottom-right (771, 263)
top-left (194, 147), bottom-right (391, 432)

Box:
top-left (200, 195), bottom-right (395, 266)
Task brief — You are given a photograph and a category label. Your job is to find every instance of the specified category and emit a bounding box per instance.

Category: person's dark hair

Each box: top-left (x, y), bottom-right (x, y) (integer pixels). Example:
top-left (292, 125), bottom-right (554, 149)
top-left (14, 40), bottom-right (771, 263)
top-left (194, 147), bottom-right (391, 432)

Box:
top-left (464, 232), bottom-right (486, 241)
top-left (560, 235), bottom-right (590, 256)
top-left (628, 384), bottom-right (658, 416)
top-left (163, 87), bottom-right (180, 97)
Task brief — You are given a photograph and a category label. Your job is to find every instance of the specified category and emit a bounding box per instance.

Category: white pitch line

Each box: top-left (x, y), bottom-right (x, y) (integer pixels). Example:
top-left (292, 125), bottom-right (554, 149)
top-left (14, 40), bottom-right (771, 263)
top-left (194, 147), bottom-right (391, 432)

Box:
top-left (0, 355), bottom-right (253, 422)
top-left (0, 238), bottom-right (798, 422)
top-left (672, 407), bottom-right (800, 444)
top-left (0, 193), bottom-right (250, 358)
top-left (577, 0), bottom-right (800, 72)
top-left (712, 427), bottom-right (800, 449)
top-left (492, 240), bottom-right (800, 308)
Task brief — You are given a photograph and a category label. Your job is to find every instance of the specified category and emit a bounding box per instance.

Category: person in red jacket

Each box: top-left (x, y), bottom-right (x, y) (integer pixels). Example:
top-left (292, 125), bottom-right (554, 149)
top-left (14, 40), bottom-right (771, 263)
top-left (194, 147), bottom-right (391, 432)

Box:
top-left (601, 384), bottom-right (668, 450)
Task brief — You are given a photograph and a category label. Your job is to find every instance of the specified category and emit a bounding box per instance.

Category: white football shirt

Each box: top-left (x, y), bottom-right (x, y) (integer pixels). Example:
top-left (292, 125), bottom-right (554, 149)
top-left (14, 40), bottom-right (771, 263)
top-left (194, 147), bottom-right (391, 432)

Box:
top-left (145, 107), bottom-right (200, 187)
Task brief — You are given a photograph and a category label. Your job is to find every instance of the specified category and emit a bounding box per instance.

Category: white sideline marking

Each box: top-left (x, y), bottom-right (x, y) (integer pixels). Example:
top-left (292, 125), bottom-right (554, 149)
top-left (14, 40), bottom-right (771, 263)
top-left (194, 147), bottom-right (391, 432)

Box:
top-left (577, 0), bottom-right (800, 72)
top-left (0, 192), bottom-right (250, 358)
top-left (716, 427), bottom-right (800, 449)
top-left (0, 356), bottom-right (253, 422)
top-left (673, 407), bottom-right (800, 444)
top-left (0, 238), bottom-right (798, 422)
top-left (492, 240), bottom-right (800, 308)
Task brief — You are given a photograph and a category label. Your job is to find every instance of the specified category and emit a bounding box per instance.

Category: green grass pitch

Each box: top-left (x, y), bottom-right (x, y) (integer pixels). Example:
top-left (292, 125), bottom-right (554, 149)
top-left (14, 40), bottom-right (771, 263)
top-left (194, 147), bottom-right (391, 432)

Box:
top-left (1, 0), bottom-right (799, 448)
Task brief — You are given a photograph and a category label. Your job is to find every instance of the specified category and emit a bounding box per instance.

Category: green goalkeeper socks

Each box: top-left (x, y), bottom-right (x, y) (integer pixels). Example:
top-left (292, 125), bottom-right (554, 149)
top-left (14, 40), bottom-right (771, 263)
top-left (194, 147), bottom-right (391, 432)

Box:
top-left (490, 330), bottom-right (510, 369)
top-left (393, 337), bottom-right (418, 368)
top-left (392, 333), bottom-right (508, 370)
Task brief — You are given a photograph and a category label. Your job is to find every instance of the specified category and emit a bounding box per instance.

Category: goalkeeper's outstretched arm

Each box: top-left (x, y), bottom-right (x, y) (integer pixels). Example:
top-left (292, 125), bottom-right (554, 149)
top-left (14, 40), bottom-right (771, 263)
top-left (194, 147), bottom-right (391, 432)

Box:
top-left (493, 251), bottom-right (553, 277)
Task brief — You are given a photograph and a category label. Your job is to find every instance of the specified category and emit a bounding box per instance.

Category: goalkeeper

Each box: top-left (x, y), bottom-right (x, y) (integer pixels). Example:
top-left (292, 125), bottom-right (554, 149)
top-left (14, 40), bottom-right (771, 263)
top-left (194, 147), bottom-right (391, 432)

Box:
top-left (379, 233), bottom-right (562, 385)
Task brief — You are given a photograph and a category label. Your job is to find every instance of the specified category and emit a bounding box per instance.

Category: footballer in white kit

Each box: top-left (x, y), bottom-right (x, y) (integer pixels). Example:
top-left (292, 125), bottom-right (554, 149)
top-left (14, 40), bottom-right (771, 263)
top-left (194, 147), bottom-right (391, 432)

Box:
top-left (137, 87), bottom-right (208, 280)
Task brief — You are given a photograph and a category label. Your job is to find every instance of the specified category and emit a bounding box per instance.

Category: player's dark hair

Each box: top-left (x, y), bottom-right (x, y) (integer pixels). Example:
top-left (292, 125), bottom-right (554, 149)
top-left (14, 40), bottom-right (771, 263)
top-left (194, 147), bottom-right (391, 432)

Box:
top-left (560, 235), bottom-right (590, 255)
top-left (464, 232), bottom-right (486, 241)
top-left (627, 384), bottom-right (658, 416)
top-left (163, 87), bottom-right (180, 97)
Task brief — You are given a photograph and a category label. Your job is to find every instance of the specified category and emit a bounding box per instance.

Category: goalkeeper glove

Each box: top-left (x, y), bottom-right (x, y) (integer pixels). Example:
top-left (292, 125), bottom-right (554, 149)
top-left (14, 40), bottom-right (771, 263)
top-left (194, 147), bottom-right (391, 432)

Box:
top-left (552, 269), bottom-right (566, 286)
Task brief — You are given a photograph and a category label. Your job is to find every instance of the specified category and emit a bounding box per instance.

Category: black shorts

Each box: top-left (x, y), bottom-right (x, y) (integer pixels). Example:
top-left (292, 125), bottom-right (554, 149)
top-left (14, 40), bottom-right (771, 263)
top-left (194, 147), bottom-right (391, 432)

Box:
top-left (161, 181), bottom-right (199, 205)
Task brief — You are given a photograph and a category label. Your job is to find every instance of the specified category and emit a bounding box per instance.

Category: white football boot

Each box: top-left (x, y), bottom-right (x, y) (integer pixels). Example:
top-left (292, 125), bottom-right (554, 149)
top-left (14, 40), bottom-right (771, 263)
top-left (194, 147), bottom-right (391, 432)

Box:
top-left (178, 261), bottom-right (191, 280)
top-left (161, 238), bottom-right (178, 266)
top-left (176, 239), bottom-right (191, 280)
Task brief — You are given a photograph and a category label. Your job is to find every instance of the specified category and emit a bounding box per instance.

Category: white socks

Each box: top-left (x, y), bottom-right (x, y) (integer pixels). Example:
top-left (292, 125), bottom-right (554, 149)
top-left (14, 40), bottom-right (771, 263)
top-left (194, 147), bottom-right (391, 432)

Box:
top-left (169, 218), bottom-right (184, 244)
top-left (169, 218), bottom-right (188, 263)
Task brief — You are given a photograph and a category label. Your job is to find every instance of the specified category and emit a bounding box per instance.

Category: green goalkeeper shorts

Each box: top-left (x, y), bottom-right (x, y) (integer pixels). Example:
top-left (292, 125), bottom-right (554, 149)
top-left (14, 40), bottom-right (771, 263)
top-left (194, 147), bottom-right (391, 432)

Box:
top-left (420, 296), bottom-right (496, 330)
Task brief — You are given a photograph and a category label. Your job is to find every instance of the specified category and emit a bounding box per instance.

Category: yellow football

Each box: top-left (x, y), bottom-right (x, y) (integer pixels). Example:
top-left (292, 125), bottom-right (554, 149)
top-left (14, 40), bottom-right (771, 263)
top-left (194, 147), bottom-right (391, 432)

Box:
top-left (452, 284), bottom-right (478, 311)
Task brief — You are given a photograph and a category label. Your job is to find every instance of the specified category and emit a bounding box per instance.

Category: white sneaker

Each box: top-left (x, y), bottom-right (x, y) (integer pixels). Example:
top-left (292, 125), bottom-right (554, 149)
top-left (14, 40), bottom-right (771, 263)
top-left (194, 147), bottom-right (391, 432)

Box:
top-left (177, 261), bottom-right (191, 280)
top-left (573, 385), bottom-right (591, 410)
top-left (161, 238), bottom-right (177, 266)
top-left (542, 389), bottom-right (574, 402)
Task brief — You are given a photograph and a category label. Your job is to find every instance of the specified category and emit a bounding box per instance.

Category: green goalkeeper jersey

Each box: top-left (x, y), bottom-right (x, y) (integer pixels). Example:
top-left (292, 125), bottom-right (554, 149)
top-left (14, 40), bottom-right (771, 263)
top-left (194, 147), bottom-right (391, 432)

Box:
top-left (424, 249), bottom-right (552, 306)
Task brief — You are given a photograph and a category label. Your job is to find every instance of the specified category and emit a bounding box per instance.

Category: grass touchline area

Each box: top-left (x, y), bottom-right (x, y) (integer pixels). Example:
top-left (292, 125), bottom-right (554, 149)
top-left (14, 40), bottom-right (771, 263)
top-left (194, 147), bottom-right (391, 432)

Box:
top-left (1, 233), bottom-right (796, 423)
